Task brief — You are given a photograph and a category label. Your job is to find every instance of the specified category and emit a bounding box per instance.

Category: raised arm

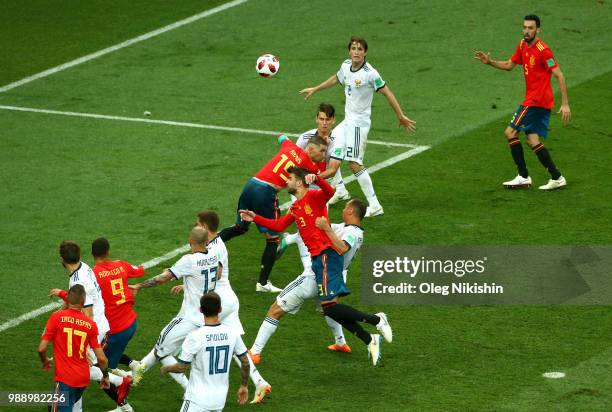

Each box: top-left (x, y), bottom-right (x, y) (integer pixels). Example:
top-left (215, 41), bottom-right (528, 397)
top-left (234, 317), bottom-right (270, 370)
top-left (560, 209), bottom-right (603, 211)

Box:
top-left (246, 210), bottom-right (295, 232)
top-left (474, 51), bottom-right (516, 71)
top-left (309, 174), bottom-right (335, 200)
top-left (299, 74), bottom-right (338, 100)
top-left (552, 66), bottom-right (571, 124)
top-left (378, 85), bottom-right (416, 132)
top-left (129, 269), bottom-right (175, 296)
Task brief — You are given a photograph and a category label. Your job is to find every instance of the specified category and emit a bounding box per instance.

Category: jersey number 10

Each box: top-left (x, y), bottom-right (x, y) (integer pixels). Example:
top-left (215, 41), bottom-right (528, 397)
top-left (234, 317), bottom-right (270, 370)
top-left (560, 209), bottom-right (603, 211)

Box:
top-left (205, 345), bottom-right (230, 374)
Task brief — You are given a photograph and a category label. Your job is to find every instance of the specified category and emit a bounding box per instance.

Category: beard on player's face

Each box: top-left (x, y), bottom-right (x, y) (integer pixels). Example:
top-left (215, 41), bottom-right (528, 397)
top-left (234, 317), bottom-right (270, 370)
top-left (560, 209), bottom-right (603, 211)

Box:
top-left (287, 186), bottom-right (297, 195)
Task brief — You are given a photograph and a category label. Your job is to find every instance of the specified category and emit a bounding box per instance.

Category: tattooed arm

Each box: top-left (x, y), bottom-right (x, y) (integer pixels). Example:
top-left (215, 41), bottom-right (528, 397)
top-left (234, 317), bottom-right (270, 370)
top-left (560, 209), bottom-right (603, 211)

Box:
top-left (236, 352), bottom-right (250, 404)
top-left (129, 270), bottom-right (175, 296)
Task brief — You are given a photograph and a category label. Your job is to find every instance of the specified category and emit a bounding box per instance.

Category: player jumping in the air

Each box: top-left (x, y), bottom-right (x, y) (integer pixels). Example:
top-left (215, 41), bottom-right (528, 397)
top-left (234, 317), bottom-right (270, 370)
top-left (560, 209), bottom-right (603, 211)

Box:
top-left (129, 227), bottom-right (219, 389)
top-left (250, 198), bottom-right (367, 363)
top-left (278, 103), bottom-right (344, 271)
top-left (300, 36), bottom-right (417, 217)
top-left (241, 167), bottom-right (392, 366)
top-left (218, 134), bottom-right (327, 293)
top-left (475, 14), bottom-right (571, 190)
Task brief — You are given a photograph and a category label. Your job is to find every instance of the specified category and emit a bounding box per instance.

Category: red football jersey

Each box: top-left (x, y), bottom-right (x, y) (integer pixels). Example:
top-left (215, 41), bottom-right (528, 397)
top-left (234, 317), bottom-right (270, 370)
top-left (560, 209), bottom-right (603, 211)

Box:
top-left (253, 176), bottom-right (336, 256)
top-left (42, 308), bottom-right (100, 388)
top-left (255, 139), bottom-right (321, 187)
top-left (93, 260), bottom-right (144, 334)
top-left (510, 39), bottom-right (558, 109)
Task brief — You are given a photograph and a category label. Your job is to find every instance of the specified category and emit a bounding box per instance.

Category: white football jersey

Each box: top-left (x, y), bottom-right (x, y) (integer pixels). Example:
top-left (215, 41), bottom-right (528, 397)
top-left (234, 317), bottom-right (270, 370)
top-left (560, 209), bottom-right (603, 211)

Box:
top-left (331, 223), bottom-right (365, 271)
top-left (179, 323), bottom-right (248, 410)
top-left (336, 60), bottom-right (386, 127)
top-left (69, 262), bottom-right (109, 337)
top-left (297, 128), bottom-right (344, 164)
top-left (170, 252), bottom-right (219, 326)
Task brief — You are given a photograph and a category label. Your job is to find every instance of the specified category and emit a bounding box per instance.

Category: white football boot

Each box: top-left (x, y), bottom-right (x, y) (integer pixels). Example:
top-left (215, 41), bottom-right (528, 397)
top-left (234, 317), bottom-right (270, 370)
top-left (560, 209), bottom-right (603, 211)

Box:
top-left (365, 205), bottom-right (384, 217)
top-left (502, 175), bottom-right (532, 189)
top-left (375, 312), bottom-right (393, 343)
top-left (256, 281), bottom-right (282, 293)
top-left (367, 334), bottom-right (383, 366)
top-left (328, 190), bottom-right (351, 205)
top-left (539, 176), bottom-right (566, 191)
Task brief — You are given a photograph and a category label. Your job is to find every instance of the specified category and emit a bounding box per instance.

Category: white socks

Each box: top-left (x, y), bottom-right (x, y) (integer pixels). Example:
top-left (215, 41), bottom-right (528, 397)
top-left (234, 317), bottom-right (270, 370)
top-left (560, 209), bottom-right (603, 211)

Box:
top-left (251, 316), bottom-right (279, 354)
top-left (140, 348), bottom-right (157, 372)
top-left (355, 168), bottom-right (381, 208)
top-left (89, 366), bottom-right (122, 385)
top-left (325, 315), bottom-right (346, 346)
top-left (233, 353), bottom-right (265, 385)
top-left (334, 169), bottom-right (348, 194)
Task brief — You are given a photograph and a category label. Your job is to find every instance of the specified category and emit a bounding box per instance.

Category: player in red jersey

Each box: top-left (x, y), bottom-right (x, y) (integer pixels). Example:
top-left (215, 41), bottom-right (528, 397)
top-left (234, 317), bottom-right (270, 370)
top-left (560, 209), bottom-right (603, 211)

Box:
top-left (39, 284), bottom-right (110, 412)
top-left (219, 134), bottom-right (328, 293)
top-left (92, 238), bottom-right (145, 379)
top-left (475, 14), bottom-right (571, 190)
top-left (240, 167), bottom-right (392, 366)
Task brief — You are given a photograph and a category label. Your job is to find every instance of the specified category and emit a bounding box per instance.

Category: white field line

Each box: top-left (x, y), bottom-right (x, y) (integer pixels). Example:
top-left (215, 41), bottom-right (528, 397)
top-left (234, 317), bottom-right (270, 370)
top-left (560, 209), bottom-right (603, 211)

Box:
top-left (0, 104), bottom-right (418, 148)
top-left (0, 106), bottom-right (428, 333)
top-left (0, 0), bottom-right (248, 93)
top-left (0, 244), bottom-right (191, 333)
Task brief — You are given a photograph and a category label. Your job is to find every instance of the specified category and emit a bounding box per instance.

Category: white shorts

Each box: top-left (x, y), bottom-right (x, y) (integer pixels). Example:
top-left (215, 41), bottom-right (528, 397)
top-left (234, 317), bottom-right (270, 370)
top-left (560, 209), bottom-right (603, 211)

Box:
top-left (218, 289), bottom-right (245, 335)
top-left (180, 399), bottom-right (221, 412)
top-left (155, 317), bottom-right (200, 358)
top-left (276, 273), bottom-right (318, 315)
top-left (333, 120), bottom-right (370, 165)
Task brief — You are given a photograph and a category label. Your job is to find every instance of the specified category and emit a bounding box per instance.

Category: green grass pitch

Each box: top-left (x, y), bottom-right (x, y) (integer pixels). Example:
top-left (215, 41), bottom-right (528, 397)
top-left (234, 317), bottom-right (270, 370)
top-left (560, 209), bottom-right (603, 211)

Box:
top-left (1, 0), bottom-right (611, 410)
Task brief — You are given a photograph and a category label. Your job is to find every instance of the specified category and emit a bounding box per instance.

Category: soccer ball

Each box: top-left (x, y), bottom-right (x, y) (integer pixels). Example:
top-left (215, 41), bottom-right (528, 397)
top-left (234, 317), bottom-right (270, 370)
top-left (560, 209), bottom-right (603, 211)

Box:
top-left (256, 54), bottom-right (280, 78)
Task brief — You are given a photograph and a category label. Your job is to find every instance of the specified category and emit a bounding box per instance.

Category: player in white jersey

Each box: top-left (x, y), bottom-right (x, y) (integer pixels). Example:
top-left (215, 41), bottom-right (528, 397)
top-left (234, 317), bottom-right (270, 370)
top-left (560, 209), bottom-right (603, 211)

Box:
top-left (161, 292), bottom-right (250, 412)
top-left (300, 36), bottom-right (417, 217)
top-left (278, 103), bottom-right (345, 271)
top-left (189, 210), bottom-right (271, 403)
top-left (251, 199), bottom-right (385, 363)
top-left (49, 241), bottom-right (132, 412)
top-left (130, 227), bottom-right (220, 390)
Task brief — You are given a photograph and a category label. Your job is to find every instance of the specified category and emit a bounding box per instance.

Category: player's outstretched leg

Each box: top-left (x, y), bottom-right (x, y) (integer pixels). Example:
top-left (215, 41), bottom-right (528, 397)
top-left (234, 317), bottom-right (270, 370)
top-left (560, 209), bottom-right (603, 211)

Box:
top-left (325, 316), bottom-right (351, 353)
top-left (350, 164), bottom-right (383, 217)
top-left (134, 348), bottom-right (188, 388)
top-left (328, 169), bottom-right (351, 205)
top-left (219, 224), bottom-right (248, 242)
top-left (250, 316), bottom-right (280, 363)
top-left (256, 236), bottom-right (282, 293)
top-left (322, 302), bottom-right (392, 366)
top-left (90, 365), bottom-right (134, 411)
